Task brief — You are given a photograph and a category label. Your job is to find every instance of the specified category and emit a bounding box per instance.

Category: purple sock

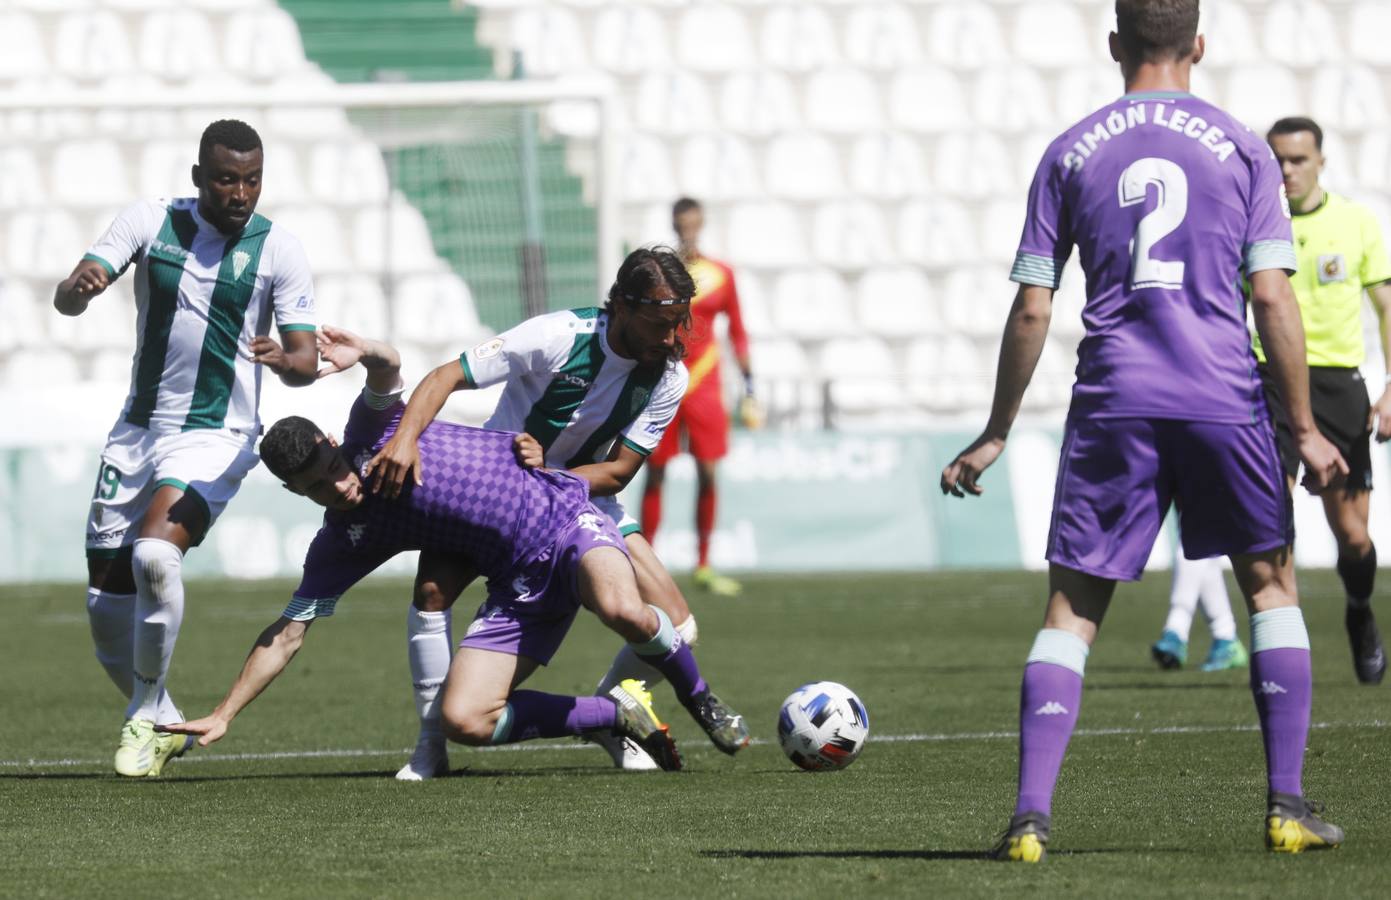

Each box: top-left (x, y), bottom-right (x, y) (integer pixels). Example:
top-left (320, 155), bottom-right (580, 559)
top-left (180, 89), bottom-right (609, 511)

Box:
top-left (1249, 648), bottom-right (1311, 797)
top-left (497, 691), bottom-right (617, 743)
top-left (635, 636), bottom-right (707, 712)
top-left (1015, 662), bottom-right (1083, 817)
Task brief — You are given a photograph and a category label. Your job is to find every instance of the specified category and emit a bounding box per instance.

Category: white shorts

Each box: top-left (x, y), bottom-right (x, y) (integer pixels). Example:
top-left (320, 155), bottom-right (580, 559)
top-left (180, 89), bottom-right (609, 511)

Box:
top-left (590, 494), bottom-right (640, 537)
top-left (85, 421), bottom-right (260, 556)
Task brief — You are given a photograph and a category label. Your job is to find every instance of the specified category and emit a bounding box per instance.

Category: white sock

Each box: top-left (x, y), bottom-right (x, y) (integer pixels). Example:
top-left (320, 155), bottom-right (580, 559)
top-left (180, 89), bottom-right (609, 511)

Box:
top-left (408, 607), bottom-right (452, 745)
top-left (127, 538), bottom-right (185, 723)
top-left (88, 587), bottom-right (135, 698)
top-left (595, 614), bottom-right (698, 695)
top-left (1197, 559), bottom-right (1238, 642)
top-left (1164, 553), bottom-right (1204, 641)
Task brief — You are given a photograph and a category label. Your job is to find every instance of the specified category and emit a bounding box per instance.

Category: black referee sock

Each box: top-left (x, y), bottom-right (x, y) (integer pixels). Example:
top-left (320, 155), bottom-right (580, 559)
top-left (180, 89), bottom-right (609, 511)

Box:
top-left (1336, 545), bottom-right (1377, 609)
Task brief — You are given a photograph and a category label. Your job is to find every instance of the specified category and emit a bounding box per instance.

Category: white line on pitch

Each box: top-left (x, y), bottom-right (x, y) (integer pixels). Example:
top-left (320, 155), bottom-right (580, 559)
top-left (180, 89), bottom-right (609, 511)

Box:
top-left (2, 720), bottom-right (1385, 771)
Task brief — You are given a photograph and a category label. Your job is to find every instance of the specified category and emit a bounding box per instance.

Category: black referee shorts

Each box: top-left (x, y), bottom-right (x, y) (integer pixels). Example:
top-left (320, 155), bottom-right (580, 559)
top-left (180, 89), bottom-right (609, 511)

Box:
top-left (1258, 364), bottom-right (1373, 493)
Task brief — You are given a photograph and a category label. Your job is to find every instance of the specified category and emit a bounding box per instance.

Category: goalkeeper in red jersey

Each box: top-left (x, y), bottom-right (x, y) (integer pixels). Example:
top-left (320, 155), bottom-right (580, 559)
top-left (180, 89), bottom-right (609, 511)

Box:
top-left (641, 198), bottom-right (758, 596)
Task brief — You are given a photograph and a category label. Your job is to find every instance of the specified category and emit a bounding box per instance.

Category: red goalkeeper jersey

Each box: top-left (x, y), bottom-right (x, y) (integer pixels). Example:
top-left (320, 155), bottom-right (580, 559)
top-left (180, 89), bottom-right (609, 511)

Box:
top-left (682, 256), bottom-right (748, 401)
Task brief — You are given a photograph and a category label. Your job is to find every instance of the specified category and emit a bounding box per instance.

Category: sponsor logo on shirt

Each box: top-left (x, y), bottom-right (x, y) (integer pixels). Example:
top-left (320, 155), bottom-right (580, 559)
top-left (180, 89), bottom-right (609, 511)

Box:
top-left (473, 337), bottom-right (504, 360)
top-left (293, 295), bottom-right (313, 310)
top-left (555, 372), bottom-right (591, 389)
top-left (151, 240), bottom-right (189, 261)
top-left (1317, 254), bottom-right (1347, 285)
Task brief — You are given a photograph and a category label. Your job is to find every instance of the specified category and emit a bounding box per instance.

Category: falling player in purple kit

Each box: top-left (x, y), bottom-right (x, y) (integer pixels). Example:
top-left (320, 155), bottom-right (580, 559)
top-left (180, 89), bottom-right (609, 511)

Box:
top-left (162, 326), bottom-right (747, 769)
top-left (940, 0), bottom-right (1348, 860)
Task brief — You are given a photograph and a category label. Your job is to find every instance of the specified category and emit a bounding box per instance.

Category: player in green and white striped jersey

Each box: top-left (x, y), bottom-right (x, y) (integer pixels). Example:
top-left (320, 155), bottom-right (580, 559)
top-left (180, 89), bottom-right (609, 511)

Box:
top-left (53, 120), bottom-right (319, 778)
top-left (368, 247), bottom-right (727, 778)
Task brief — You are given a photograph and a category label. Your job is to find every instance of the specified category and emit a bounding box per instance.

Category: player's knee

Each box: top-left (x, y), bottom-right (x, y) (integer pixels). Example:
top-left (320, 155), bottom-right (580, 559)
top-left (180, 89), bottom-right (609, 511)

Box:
top-left (676, 613), bottom-right (697, 647)
top-left (442, 707), bottom-right (496, 746)
top-left (131, 538), bottom-right (183, 598)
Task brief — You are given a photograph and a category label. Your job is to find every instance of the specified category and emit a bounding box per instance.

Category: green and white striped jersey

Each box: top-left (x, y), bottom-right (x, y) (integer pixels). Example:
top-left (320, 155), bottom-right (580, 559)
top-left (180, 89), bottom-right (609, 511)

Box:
top-left (460, 307), bottom-right (688, 468)
top-left (84, 198), bottom-right (316, 434)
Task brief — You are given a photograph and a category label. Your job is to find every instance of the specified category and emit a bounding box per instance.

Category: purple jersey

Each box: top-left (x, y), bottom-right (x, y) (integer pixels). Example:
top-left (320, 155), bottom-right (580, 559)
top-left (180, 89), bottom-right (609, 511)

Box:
top-left (289, 394), bottom-right (591, 610)
top-left (1013, 92), bottom-right (1297, 424)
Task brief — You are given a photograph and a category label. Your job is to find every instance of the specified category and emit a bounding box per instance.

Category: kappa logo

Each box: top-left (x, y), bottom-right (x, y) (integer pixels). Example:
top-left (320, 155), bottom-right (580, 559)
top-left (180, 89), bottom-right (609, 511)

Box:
top-left (1258, 681), bottom-right (1287, 695)
top-left (232, 250), bottom-right (251, 280)
top-left (513, 576), bottom-right (536, 603)
top-left (576, 512), bottom-right (613, 543)
top-left (1034, 701), bottom-right (1069, 716)
top-left (346, 523), bottom-right (366, 547)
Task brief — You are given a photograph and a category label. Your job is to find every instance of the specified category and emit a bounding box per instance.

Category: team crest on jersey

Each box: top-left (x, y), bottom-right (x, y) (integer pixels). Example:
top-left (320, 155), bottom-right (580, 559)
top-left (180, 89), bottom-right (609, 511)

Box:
top-left (473, 338), bottom-right (504, 360)
top-left (1317, 254), bottom-right (1347, 285)
top-left (630, 387), bottom-right (651, 414)
top-left (232, 250), bottom-right (251, 280)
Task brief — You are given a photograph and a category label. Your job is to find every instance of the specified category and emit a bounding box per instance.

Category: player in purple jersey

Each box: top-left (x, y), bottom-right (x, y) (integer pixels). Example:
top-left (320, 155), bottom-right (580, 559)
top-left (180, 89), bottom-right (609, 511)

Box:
top-left (161, 328), bottom-right (748, 770)
top-left (940, 0), bottom-right (1347, 860)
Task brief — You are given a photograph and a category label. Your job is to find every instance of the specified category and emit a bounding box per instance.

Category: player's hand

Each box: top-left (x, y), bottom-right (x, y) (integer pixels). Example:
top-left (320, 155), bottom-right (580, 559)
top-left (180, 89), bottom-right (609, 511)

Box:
top-left (316, 324), bottom-right (367, 378)
top-left (70, 267), bottom-right (110, 297)
top-left (940, 434), bottom-right (1006, 498)
top-left (737, 393), bottom-right (765, 430)
top-left (364, 432), bottom-right (423, 499)
top-left (248, 335), bottom-right (291, 373)
top-left (512, 432), bottom-right (545, 469)
top-left (1371, 387), bottom-right (1391, 443)
top-left (156, 715), bottom-right (229, 748)
top-left (1296, 429), bottom-right (1349, 494)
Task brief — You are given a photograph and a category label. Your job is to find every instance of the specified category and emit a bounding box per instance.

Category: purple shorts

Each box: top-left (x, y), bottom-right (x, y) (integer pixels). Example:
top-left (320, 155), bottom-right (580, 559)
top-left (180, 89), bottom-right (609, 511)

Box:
top-left (459, 505), bottom-right (629, 665)
top-left (1047, 417), bottom-right (1292, 581)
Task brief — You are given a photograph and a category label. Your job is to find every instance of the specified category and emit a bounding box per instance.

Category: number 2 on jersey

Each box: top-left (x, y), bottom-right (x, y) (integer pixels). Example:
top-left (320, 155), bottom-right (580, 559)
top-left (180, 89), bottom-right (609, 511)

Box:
top-left (1117, 157), bottom-right (1187, 290)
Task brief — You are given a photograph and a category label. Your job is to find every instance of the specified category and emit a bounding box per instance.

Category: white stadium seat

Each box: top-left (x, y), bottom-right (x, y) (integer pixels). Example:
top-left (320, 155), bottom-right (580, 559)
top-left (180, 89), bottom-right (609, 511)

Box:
top-left (223, 8), bottom-right (310, 81)
top-left (1357, 132), bottom-right (1391, 192)
top-left (764, 134), bottom-right (843, 201)
top-left (725, 202), bottom-right (807, 267)
top-left (896, 199), bottom-right (976, 268)
top-left (848, 133), bottom-right (929, 200)
top-left (0, 13), bottom-right (50, 81)
top-left (314, 276), bottom-right (389, 339)
top-left (591, 7), bottom-right (671, 74)
top-left (844, 4), bottom-right (924, 71)
top-left (353, 198), bottom-right (444, 275)
top-left (719, 71), bottom-right (801, 136)
top-left (1199, 1), bottom-right (1259, 66)
top-left (54, 11), bottom-right (135, 82)
top-left (770, 268), bottom-right (855, 340)
top-left (139, 141), bottom-right (193, 200)
top-left (1261, 1), bottom-right (1339, 67)
top-left (933, 133), bottom-right (1015, 199)
top-left (855, 267), bottom-right (937, 338)
top-left (888, 67), bottom-right (967, 134)
top-left (941, 334), bottom-right (991, 408)
top-left (805, 67), bottom-right (883, 135)
top-left (1055, 65), bottom-right (1120, 126)
top-left (52, 141), bottom-right (132, 208)
top-left (4, 349), bottom-right (81, 389)
top-left (1349, 2), bottom-right (1391, 65)
top-left (926, 2), bottom-right (1007, 70)
top-left (1309, 66), bottom-right (1387, 132)
top-left (617, 136), bottom-right (676, 203)
top-left (811, 201), bottom-right (892, 268)
top-left (507, 7), bottom-right (588, 77)
top-left (759, 5), bottom-right (839, 73)
top-left (820, 337), bottom-right (905, 416)
top-left (903, 336), bottom-right (944, 408)
top-left (729, 271), bottom-right (775, 339)
top-left (268, 206), bottom-right (350, 274)
top-left (260, 142), bottom-right (308, 206)
top-left (980, 199), bottom-right (1025, 265)
top-left (1011, 2), bottom-right (1093, 69)
top-left (633, 73), bottom-right (716, 137)
top-left (1223, 65), bottom-right (1302, 134)
top-left (678, 135), bottom-right (762, 201)
top-left (137, 10), bottom-right (219, 81)
top-left (306, 141), bottom-right (388, 206)
top-left (393, 273), bottom-right (483, 346)
top-left (1014, 132), bottom-right (1054, 190)
top-left (0, 279), bottom-right (45, 353)
top-left (941, 268), bottom-right (1011, 337)
top-left (0, 147), bottom-right (46, 210)
top-left (676, 5), bottom-right (755, 74)
top-left (973, 67), bottom-right (1055, 135)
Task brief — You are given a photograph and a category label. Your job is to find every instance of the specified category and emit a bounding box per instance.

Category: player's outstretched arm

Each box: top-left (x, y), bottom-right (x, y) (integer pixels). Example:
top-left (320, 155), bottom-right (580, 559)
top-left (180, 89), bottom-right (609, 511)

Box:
top-left (560, 441), bottom-right (648, 497)
top-left (1366, 281), bottom-right (1391, 442)
top-left (315, 324), bottom-right (402, 394)
top-left (941, 284), bottom-right (1052, 497)
top-left (158, 617), bottom-right (313, 747)
top-left (250, 329), bottom-right (319, 387)
top-left (53, 259), bottom-right (110, 317)
top-left (1249, 269), bottom-right (1348, 492)
top-left (365, 360), bottom-right (468, 498)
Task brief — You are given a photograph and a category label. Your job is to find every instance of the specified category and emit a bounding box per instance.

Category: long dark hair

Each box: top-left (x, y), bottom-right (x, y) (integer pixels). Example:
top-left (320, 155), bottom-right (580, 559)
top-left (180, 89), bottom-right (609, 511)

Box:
top-left (605, 245), bottom-right (695, 363)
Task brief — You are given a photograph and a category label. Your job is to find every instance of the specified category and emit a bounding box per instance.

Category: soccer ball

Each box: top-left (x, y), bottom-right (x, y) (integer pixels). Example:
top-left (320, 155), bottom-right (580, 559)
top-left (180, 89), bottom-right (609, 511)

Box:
top-left (777, 681), bottom-right (869, 771)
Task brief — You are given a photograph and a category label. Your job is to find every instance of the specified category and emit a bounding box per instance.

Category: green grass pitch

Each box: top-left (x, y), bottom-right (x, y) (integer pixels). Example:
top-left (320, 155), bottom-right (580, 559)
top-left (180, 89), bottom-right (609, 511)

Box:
top-left (3, 570), bottom-right (1388, 898)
